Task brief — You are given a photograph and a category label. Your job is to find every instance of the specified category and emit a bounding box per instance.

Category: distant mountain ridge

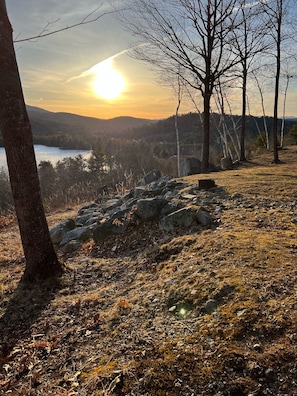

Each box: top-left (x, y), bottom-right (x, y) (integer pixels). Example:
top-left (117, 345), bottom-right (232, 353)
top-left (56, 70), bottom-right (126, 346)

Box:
top-left (26, 105), bottom-right (155, 135)
top-left (1, 105), bottom-right (296, 152)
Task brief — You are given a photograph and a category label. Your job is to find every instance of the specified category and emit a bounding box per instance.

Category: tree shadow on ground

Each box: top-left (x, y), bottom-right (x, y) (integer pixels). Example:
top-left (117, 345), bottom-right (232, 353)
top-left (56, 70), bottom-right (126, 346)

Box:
top-left (0, 274), bottom-right (60, 364)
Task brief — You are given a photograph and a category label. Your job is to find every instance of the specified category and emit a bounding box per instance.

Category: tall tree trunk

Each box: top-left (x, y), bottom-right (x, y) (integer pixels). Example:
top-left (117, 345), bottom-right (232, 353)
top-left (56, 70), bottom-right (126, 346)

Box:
top-left (280, 74), bottom-right (290, 148)
top-left (273, 44), bottom-right (281, 163)
top-left (202, 90), bottom-right (211, 173)
top-left (0, 0), bottom-right (62, 282)
top-left (201, 0), bottom-right (212, 174)
top-left (240, 63), bottom-right (247, 161)
top-left (175, 75), bottom-right (182, 177)
top-left (175, 101), bottom-right (181, 177)
top-left (253, 72), bottom-right (269, 149)
top-left (272, 0), bottom-right (282, 164)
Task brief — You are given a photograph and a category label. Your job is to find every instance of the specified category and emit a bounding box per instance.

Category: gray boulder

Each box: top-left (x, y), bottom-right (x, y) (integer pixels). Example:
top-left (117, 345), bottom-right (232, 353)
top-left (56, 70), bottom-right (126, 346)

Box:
top-left (85, 216), bottom-right (103, 227)
top-left (76, 203), bottom-right (103, 226)
top-left (93, 219), bottom-right (127, 243)
top-left (149, 175), bottom-right (172, 190)
top-left (137, 169), bottom-right (161, 186)
top-left (133, 187), bottom-right (162, 199)
top-left (100, 198), bottom-right (122, 212)
top-left (93, 208), bottom-right (135, 243)
top-left (159, 207), bottom-right (196, 231)
top-left (196, 208), bottom-right (212, 226)
top-left (76, 211), bottom-right (103, 226)
top-left (120, 197), bottom-right (138, 211)
top-left (50, 218), bottom-right (76, 244)
top-left (160, 201), bottom-right (184, 217)
top-left (60, 226), bottom-right (92, 246)
top-left (180, 158), bottom-right (202, 177)
top-left (78, 203), bottom-right (100, 214)
top-left (61, 240), bottom-right (82, 254)
top-left (136, 197), bottom-right (167, 220)
top-left (220, 156), bottom-right (232, 170)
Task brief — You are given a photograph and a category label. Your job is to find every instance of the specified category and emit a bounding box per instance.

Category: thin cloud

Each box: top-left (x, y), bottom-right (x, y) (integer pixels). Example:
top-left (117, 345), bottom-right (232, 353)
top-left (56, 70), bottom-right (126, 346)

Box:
top-left (66, 48), bottom-right (130, 83)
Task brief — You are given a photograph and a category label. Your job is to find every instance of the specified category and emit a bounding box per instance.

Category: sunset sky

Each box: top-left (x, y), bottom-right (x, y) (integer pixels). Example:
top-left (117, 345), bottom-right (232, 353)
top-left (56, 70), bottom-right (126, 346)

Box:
top-left (6, 1), bottom-right (297, 120)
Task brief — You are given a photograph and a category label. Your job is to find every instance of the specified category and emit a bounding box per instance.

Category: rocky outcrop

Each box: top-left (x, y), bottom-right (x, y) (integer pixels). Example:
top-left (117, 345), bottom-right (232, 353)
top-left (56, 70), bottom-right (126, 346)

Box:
top-left (50, 219), bottom-right (76, 244)
top-left (50, 170), bottom-right (220, 253)
top-left (137, 169), bottom-right (162, 186)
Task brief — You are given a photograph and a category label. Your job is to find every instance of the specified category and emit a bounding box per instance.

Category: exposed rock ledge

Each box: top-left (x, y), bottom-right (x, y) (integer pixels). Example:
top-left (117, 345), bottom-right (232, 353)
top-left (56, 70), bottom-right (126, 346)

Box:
top-left (50, 171), bottom-right (221, 254)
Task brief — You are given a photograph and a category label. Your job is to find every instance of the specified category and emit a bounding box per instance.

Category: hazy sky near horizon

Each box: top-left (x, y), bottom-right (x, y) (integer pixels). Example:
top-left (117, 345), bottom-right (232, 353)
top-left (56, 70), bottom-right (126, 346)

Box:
top-left (6, 1), bottom-right (297, 120)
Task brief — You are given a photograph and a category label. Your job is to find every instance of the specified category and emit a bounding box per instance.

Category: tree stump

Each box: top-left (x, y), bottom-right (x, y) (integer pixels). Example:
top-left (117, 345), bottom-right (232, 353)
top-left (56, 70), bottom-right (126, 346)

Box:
top-left (198, 179), bottom-right (216, 190)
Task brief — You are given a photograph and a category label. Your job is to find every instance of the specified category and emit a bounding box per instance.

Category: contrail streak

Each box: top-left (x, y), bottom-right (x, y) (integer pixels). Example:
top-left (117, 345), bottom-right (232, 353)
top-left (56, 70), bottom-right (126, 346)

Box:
top-left (66, 48), bottom-right (131, 83)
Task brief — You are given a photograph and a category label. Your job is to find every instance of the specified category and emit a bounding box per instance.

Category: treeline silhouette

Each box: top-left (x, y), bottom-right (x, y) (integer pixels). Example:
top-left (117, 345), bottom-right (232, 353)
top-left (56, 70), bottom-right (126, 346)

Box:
top-left (1, 111), bottom-right (295, 151)
top-left (0, 113), bottom-right (296, 214)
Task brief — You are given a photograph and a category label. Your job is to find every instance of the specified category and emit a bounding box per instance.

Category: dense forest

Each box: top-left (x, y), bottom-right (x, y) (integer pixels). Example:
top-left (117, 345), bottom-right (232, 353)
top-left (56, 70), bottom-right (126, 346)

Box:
top-left (23, 111), bottom-right (297, 163)
top-left (1, 106), bottom-right (296, 155)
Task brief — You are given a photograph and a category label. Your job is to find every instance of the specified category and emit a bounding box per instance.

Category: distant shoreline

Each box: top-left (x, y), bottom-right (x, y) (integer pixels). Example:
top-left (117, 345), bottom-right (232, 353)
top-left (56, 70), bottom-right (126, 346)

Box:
top-left (0, 145), bottom-right (91, 170)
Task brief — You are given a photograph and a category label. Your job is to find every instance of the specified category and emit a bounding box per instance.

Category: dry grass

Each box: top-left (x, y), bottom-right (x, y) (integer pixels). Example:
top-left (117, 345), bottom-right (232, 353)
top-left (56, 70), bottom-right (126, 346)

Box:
top-left (0, 147), bottom-right (297, 395)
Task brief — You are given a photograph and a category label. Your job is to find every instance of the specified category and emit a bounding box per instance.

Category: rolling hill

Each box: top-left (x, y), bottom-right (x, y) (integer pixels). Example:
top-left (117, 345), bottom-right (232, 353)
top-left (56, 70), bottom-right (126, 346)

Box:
top-left (1, 105), bottom-right (296, 153)
top-left (27, 105), bottom-right (155, 136)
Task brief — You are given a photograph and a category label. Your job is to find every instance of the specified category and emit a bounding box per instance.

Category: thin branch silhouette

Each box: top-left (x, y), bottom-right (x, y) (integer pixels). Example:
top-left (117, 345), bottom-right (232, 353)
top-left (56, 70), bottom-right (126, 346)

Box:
top-left (14, 5), bottom-right (115, 43)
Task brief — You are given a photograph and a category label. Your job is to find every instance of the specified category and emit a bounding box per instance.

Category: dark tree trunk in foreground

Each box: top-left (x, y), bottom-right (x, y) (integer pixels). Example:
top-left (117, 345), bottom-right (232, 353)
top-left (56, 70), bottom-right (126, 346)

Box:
top-left (0, 0), bottom-right (62, 282)
top-left (202, 92), bottom-right (211, 173)
top-left (272, 7), bottom-right (281, 164)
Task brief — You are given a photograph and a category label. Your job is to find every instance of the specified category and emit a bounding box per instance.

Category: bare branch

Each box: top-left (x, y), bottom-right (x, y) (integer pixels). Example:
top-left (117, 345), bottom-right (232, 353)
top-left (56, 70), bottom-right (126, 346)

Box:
top-left (14, 5), bottom-right (114, 43)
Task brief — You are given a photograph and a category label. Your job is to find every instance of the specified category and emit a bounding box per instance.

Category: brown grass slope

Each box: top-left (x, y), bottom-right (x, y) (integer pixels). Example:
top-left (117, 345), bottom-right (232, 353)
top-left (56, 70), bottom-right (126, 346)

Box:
top-left (0, 147), bottom-right (297, 395)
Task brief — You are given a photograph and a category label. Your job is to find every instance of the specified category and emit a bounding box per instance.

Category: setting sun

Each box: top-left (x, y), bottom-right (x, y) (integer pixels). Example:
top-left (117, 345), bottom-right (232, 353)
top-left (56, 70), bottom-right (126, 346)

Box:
top-left (93, 59), bottom-right (125, 100)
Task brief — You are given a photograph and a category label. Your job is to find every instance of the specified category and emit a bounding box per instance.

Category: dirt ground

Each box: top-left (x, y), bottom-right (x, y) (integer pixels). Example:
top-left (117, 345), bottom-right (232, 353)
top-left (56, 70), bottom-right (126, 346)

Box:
top-left (0, 147), bottom-right (297, 395)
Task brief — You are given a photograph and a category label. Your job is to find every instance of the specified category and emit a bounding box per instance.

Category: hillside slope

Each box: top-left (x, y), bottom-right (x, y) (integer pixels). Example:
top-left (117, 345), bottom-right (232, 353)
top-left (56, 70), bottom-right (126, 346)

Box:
top-left (0, 147), bottom-right (297, 395)
top-left (27, 105), bottom-right (154, 135)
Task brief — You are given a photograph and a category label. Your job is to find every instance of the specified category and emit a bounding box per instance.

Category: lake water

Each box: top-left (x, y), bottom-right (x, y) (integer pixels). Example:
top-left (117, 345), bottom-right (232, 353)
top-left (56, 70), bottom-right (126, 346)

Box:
top-left (0, 145), bottom-right (91, 170)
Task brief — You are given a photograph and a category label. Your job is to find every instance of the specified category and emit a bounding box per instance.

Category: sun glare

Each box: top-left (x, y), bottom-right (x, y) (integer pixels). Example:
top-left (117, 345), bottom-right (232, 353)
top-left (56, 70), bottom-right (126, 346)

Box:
top-left (93, 59), bottom-right (125, 100)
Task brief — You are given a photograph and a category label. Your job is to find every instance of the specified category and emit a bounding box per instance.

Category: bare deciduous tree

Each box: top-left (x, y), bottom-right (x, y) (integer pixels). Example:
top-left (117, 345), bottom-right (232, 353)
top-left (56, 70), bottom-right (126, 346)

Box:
top-left (117, 0), bottom-right (241, 172)
top-left (261, 0), bottom-right (296, 163)
top-left (231, 0), bottom-right (270, 161)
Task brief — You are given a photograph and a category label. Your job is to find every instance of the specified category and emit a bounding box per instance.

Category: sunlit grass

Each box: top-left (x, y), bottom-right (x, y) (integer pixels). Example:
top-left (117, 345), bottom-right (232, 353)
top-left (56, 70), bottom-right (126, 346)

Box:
top-left (0, 147), bottom-right (296, 394)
